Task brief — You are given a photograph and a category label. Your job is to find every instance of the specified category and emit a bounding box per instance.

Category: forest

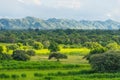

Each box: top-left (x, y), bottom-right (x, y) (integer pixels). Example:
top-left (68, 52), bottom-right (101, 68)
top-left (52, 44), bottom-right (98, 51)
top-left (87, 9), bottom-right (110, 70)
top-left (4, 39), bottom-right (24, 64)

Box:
top-left (0, 29), bottom-right (120, 80)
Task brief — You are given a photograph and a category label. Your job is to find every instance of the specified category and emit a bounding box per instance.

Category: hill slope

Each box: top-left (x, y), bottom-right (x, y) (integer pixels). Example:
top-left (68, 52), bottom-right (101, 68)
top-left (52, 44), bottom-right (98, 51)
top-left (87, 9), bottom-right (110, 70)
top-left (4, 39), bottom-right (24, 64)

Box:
top-left (0, 17), bottom-right (120, 30)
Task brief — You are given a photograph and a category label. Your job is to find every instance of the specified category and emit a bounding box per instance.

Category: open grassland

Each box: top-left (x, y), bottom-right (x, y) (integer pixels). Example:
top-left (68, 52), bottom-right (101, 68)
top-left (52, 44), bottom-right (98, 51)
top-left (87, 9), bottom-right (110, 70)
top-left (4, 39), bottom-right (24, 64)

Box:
top-left (30, 48), bottom-right (90, 55)
top-left (0, 55), bottom-right (120, 80)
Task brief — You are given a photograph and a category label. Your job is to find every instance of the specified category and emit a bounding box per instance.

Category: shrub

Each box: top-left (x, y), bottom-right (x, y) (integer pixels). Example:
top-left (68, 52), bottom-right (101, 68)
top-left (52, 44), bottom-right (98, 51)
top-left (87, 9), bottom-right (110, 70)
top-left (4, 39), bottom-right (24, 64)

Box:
top-left (85, 47), bottom-right (106, 60)
top-left (6, 44), bottom-right (19, 51)
top-left (21, 73), bottom-right (27, 78)
top-left (34, 73), bottom-right (43, 77)
top-left (0, 74), bottom-right (10, 78)
top-left (12, 50), bottom-right (30, 61)
top-left (26, 50), bottom-right (35, 56)
top-left (33, 42), bottom-right (43, 50)
top-left (89, 52), bottom-right (120, 72)
top-left (11, 74), bottom-right (19, 79)
top-left (0, 53), bottom-right (12, 60)
top-left (48, 41), bottom-right (60, 52)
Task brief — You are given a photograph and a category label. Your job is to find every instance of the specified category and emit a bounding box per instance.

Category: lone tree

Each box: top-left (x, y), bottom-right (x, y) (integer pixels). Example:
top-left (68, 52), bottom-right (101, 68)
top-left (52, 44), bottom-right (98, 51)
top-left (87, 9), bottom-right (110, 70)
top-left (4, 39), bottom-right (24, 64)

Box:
top-left (48, 52), bottom-right (67, 61)
top-left (48, 41), bottom-right (60, 52)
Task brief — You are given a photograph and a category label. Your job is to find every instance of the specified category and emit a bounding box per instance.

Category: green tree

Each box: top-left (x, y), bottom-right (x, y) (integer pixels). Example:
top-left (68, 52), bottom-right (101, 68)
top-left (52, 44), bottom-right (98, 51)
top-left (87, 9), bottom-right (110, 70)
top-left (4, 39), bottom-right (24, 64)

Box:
top-left (0, 46), bottom-right (12, 60)
top-left (33, 42), bottom-right (43, 50)
top-left (84, 42), bottom-right (103, 49)
top-left (26, 50), bottom-right (36, 56)
top-left (89, 52), bottom-right (120, 72)
top-left (48, 41), bottom-right (60, 52)
top-left (6, 44), bottom-right (19, 51)
top-left (0, 46), bottom-right (3, 53)
top-left (106, 42), bottom-right (120, 50)
top-left (12, 50), bottom-right (30, 61)
top-left (48, 52), bottom-right (67, 61)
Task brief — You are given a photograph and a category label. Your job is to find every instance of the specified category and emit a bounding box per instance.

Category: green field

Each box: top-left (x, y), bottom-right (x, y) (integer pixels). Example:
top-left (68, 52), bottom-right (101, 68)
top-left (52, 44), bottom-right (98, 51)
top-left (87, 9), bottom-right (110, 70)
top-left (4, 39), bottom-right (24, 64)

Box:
top-left (0, 42), bottom-right (120, 80)
top-left (0, 55), bottom-right (120, 80)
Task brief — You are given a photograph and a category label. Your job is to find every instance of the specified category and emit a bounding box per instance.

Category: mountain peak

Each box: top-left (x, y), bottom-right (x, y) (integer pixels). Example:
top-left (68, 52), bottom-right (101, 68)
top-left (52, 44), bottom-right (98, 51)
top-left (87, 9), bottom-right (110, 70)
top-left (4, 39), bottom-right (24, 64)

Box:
top-left (0, 17), bottom-right (120, 30)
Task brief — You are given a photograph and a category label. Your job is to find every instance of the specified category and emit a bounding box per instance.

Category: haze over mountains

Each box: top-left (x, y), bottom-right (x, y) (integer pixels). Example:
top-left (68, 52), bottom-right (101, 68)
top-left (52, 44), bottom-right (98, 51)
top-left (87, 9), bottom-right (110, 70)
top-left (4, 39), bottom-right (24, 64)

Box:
top-left (0, 16), bottom-right (120, 30)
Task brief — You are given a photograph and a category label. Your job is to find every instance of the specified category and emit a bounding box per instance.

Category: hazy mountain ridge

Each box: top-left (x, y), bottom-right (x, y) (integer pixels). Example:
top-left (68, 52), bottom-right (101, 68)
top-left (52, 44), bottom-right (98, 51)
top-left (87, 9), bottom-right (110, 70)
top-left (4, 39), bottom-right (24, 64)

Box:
top-left (0, 17), bottom-right (120, 30)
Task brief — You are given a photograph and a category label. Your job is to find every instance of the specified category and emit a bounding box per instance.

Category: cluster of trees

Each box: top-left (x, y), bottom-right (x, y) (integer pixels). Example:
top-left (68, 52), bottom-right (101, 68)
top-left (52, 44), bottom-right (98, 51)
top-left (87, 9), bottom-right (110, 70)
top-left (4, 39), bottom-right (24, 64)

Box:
top-left (0, 46), bottom-right (35, 61)
top-left (0, 29), bottom-right (120, 47)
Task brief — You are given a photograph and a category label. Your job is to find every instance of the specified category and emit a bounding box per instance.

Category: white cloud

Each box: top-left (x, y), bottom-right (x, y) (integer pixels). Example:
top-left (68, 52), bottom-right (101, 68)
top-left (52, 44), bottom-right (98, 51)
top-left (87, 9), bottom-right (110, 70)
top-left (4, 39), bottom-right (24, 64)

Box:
top-left (17, 0), bottom-right (41, 6)
top-left (17, 0), bottom-right (25, 3)
top-left (42, 0), bottom-right (81, 9)
top-left (56, 0), bottom-right (81, 9)
top-left (106, 8), bottom-right (120, 21)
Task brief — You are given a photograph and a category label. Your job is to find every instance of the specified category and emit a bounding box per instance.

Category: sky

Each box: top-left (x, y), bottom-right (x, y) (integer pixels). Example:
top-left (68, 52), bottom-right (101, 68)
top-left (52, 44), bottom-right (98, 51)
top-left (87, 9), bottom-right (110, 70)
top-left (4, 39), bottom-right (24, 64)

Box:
top-left (0, 0), bottom-right (120, 21)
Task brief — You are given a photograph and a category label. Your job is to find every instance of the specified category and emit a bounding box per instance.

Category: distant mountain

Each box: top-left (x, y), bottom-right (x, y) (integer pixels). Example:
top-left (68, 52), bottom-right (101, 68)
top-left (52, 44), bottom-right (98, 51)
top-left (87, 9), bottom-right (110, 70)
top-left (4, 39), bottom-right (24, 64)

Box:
top-left (0, 16), bottom-right (120, 30)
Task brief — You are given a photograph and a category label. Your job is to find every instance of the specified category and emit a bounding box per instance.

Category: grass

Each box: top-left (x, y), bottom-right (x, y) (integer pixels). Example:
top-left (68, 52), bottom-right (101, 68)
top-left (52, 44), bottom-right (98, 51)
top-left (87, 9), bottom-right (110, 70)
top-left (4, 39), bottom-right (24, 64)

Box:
top-left (0, 55), bottom-right (120, 80)
top-left (35, 49), bottom-right (50, 55)
top-left (60, 48), bottom-right (90, 55)
top-left (35, 48), bottom-right (90, 55)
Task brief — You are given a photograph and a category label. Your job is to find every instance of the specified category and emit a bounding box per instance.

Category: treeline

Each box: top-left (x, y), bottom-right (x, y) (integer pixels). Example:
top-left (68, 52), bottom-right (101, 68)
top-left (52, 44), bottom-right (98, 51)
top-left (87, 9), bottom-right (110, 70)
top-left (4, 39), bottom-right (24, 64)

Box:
top-left (0, 29), bottom-right (120, 46)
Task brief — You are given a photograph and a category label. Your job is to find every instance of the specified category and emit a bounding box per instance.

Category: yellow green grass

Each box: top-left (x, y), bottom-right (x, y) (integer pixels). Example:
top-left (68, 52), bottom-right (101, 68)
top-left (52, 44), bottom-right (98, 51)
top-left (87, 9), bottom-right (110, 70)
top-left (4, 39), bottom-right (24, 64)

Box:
top-left (0, 43), bottom-right (90, 55)
top-left (35, 48), bottom-right (90, 55)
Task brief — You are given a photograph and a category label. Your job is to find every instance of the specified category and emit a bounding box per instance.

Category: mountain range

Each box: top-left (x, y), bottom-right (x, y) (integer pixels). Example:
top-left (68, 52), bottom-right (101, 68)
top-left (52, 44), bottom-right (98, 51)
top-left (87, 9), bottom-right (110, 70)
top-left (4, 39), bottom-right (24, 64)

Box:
top-left (0, 16), bottom-right (120, 30)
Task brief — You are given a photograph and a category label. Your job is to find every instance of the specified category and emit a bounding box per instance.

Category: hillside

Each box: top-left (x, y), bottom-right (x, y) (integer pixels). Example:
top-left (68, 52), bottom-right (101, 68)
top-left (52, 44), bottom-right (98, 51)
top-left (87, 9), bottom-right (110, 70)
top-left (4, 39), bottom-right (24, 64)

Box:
top-left (0, 16), bottom-right (120, 30)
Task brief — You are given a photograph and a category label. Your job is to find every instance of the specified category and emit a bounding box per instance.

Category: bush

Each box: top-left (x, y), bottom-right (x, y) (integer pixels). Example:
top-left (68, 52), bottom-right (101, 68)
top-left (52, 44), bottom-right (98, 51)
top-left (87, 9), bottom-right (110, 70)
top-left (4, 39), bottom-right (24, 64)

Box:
top-left (11, 74), bottom-right (19, 79)
top-left (33, 42), bottom-right (43, 50)
top-left (21, 73), bottom-right (27, 78)
top-left (85, 47), bottom-right (107, 60)
top-left (26, 50), bottom-right (35, 56)
top-left (12, 50), bottom-right (30, 61)
top-left (48, 41), bottom-right (60, 52)
top-left (89, 52), bottom-right (120, 72)
top-left (0, 74), bottom-right (10, 78)
top-left (34, 73), bottom-right (43, 77)
top-left (0, 53), bottom-right (12, 60)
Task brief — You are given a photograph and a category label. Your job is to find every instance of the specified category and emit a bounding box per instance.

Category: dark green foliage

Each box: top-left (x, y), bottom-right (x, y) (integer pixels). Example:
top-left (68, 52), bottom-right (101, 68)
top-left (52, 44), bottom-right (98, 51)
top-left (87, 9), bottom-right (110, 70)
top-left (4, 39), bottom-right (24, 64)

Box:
top-left (12, 50), bottom-right (30, 61)
top-left (0, 30), bottom-right (120, 46)
top-left (26, 50), bottom-right (35, 56)
top-left (48, 41), bottom-right (60, 52)
top-left (84, 47), bottom-right (107, 60)
top-left (34, 73), bottom-right (43, 77)
top-left (33, 42), bottom-right (43, 50)
top-left (48, 52), bottom-right (67, 61)
top-left (89, 52), bottom-right (120, 72)
top-left (6, 44), bottom-right (19, 50)
top-left (11, 74), bottom-right (19, 79)
top-left (0, 46), bottom-right (3, 53)
top-left (21, 73), bottom-right (27, 78)
top-left (0, 53), bottom-right (12, 60)
top-left (0, 46), bottom-right (12, 60)
top-left (0, 74), bottom-right (10, 78)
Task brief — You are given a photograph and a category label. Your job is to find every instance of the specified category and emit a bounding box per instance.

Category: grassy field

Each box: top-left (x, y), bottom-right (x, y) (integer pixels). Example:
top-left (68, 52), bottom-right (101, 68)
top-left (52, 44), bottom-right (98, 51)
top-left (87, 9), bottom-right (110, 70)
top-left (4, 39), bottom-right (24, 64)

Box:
top-left (0, 55), bottom-right (120, 80)
top-left (0, 43), bottom-right (120, 80)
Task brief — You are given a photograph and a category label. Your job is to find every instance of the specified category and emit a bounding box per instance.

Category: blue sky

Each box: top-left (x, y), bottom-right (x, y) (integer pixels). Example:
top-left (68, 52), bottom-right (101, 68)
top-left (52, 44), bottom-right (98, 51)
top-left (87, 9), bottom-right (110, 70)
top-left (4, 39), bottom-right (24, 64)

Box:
top-left (0, 0), bottom-right (120, 21)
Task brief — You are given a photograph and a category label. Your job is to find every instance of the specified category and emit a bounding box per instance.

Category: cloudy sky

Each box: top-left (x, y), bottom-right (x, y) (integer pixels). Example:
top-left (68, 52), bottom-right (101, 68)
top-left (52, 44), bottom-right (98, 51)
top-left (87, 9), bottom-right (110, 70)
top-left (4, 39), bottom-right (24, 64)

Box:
top-left (0, 0), bottom-right (120, 21)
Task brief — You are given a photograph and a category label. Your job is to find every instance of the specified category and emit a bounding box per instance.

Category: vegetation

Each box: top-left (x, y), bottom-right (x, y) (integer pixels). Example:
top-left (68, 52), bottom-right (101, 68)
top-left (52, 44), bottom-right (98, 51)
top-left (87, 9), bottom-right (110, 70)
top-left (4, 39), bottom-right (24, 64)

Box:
top-left (48, 52), bottom-right (67, 61)
top-left (89, 52), bottom-right (120, 72)
top-left (0, 29), bottom-right (120, 79)
top-left (48, 41), bottom-right (60, 52)
top-left (12, 50), bottom-right (30, 61)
